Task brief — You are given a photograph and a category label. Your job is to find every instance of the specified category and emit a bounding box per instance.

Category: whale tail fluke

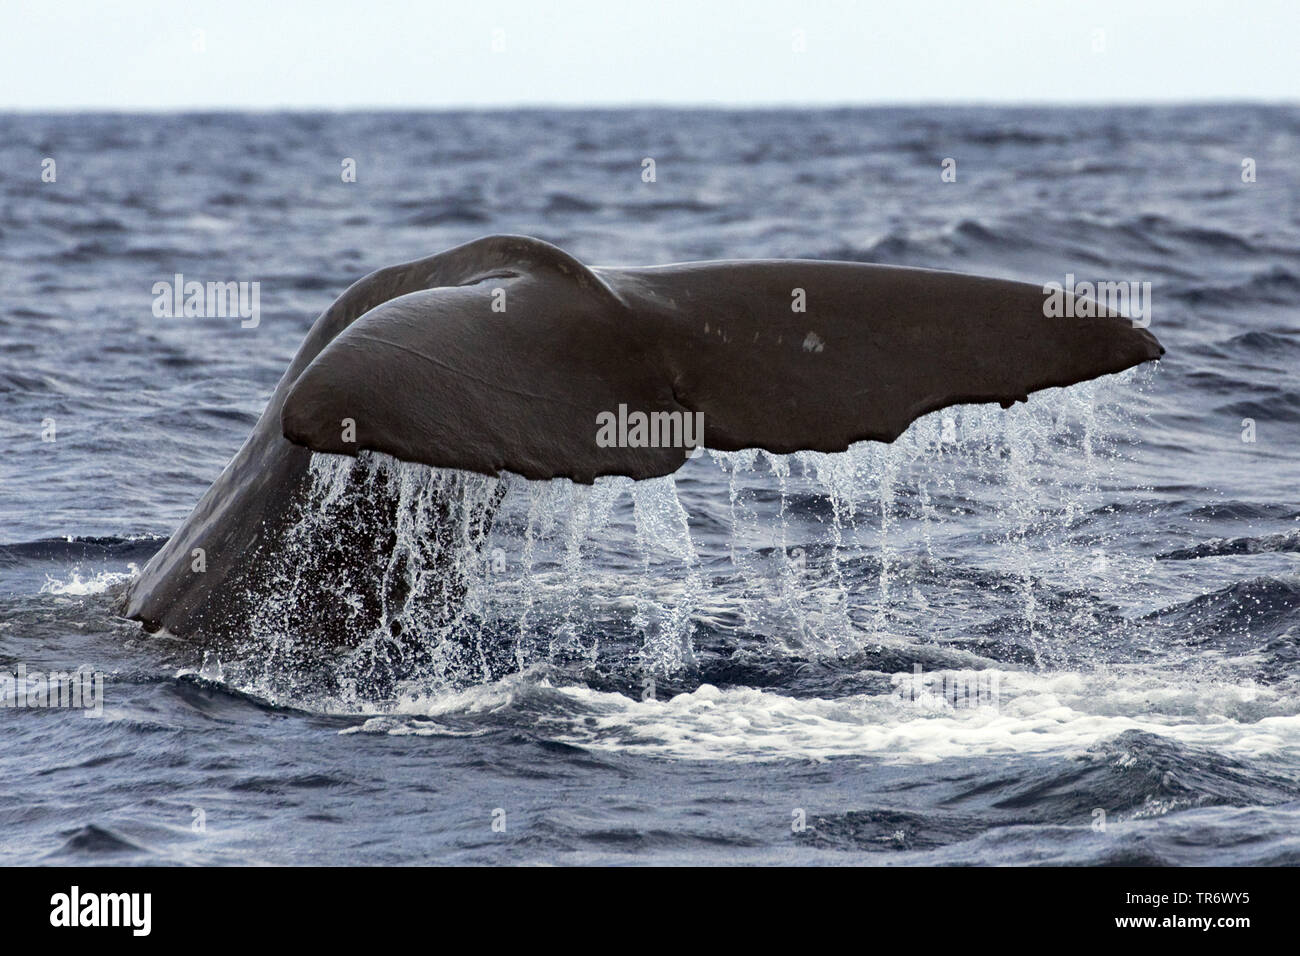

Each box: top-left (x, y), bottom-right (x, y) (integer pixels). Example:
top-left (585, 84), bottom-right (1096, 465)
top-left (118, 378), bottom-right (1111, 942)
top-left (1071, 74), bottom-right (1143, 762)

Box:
top-left (282, 235), bottom-right (1163, 483)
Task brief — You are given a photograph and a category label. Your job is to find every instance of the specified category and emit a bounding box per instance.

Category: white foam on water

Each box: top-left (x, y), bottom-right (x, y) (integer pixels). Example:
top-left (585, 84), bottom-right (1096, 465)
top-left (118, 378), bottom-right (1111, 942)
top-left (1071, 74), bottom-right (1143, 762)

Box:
top-left (350, 668), bottom-right (1297, 764)
top-left (41, 568), bottom-right (135, 596)
top-left (326, 658), bottom-right (1300, 766)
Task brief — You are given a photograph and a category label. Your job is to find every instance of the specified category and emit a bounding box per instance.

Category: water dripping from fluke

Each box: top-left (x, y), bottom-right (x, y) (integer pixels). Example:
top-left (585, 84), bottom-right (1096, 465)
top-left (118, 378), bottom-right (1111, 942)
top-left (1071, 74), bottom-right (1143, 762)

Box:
top-left (206, 377), bottom-right (1148, 713)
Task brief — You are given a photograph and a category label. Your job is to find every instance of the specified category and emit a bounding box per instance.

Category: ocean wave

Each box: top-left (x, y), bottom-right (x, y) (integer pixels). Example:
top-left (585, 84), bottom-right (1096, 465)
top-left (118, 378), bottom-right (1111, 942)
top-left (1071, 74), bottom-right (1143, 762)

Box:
top-left (1148, 576), bottom-right (1300, 645)
top-left (1159, 532), bottom-right (1300, 560)
top-left (0, 535), bottom-right (165, 564)
top-left (798, 730), bottom-right (1300, 853)
top-left (1171, 266), bottom-right (1300, 307)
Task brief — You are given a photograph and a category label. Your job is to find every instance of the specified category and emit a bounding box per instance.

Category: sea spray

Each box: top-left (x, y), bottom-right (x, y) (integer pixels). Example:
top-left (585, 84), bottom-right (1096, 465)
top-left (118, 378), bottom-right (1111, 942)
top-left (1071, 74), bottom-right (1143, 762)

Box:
top-left (631, 475), bottom-right (702, 674)
top-left (218, 374), bottom-right (1144, 707)
top-left (233, 451), bottom-right (504, 701)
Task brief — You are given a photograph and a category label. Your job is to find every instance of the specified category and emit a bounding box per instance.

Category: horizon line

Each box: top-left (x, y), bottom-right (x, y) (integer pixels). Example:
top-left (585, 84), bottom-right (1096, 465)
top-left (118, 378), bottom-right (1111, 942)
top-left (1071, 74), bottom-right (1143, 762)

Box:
top-left (3, 97), bottom-right (1297, 114)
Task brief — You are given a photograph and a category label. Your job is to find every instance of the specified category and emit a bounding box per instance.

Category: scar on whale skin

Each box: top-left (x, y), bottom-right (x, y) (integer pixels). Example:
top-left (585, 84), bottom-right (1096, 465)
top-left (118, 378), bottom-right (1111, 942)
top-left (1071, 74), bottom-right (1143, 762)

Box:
top-left (118, 234), bottom-right (1163, 647)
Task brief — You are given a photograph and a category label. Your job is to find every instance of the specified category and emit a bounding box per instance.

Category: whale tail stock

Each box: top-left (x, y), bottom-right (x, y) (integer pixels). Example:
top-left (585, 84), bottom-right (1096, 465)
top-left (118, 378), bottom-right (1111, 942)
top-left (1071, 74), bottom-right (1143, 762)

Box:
top-left (122, 234), bottom-right (1163, 641)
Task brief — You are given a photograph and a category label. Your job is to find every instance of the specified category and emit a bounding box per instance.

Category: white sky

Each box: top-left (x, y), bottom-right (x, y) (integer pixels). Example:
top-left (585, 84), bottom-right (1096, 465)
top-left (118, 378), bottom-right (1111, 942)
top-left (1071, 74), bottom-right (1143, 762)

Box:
top-left (2, 0), bottom-right (1296, 109)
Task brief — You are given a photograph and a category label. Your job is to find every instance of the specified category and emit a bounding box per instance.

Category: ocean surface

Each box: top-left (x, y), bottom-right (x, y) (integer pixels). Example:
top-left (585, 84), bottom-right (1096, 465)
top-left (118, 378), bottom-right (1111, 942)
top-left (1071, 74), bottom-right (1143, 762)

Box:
top-left (2, 106), bottom-right (1298, 865)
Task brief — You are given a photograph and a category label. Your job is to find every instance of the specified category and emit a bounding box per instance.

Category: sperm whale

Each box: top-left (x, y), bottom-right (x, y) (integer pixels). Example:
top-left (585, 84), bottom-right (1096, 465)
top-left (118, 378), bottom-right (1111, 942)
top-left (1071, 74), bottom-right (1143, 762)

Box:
top-left (118, 234), bottom-right (1163, 646)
